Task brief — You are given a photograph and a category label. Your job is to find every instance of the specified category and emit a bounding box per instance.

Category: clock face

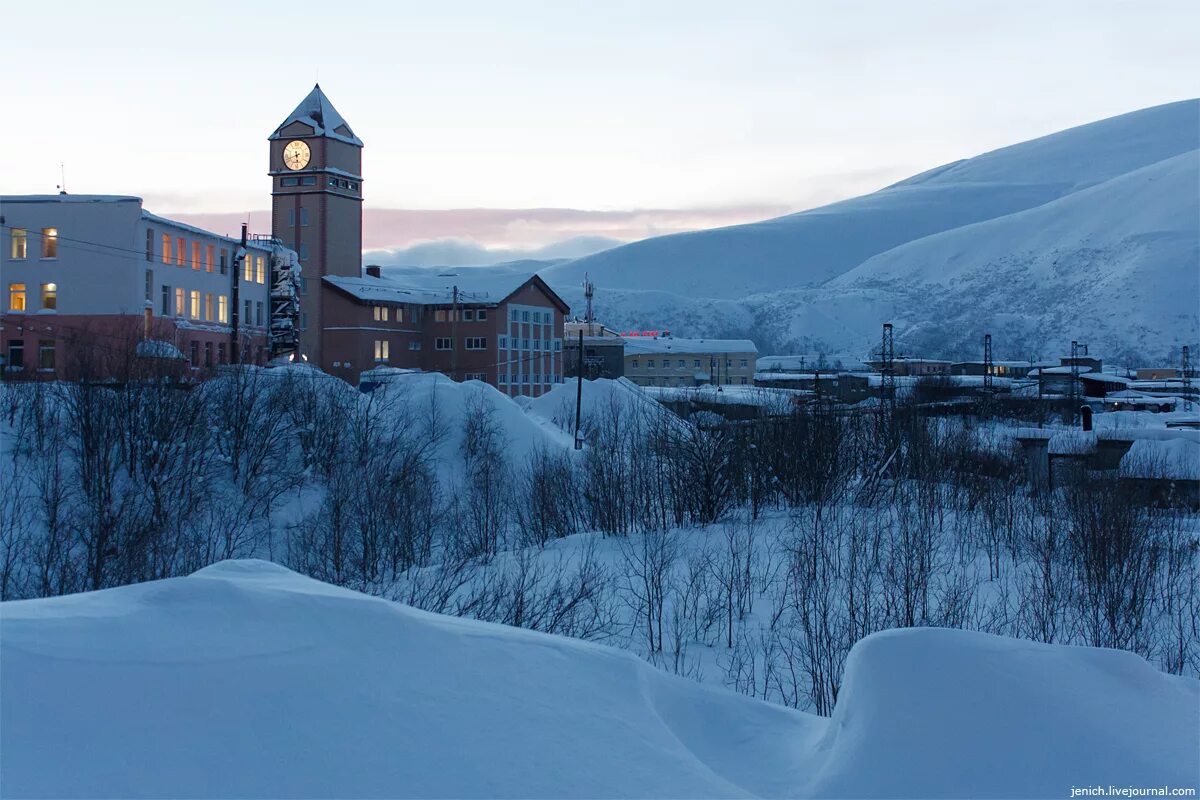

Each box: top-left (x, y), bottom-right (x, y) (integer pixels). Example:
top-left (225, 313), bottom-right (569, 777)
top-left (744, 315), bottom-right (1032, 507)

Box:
top-left (283, 140), bottom-right (311, 170)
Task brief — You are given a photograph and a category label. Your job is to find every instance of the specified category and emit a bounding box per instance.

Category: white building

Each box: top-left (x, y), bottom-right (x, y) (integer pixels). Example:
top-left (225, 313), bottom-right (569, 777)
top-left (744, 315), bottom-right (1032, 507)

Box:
top-left (1, 194), bottom-right (281, 376)
top-left (623, 335), bottom-right (758, 387)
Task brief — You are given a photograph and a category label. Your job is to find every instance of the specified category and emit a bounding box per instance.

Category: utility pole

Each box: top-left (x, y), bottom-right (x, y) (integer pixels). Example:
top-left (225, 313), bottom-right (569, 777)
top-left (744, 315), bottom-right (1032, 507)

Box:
top-left (450, 285), bottom-right (459, 380)
top-left (1183, 345), bottom-right (1192, 394)
top-left (1069, 340), bottom-right (1087, 425)
top-left (230, 223), bottom-right (245, 365)
top-left (583, 273), bottom-right (595, 335)
top-left (983, 333), bottom-right (994, 394)
top-left (574, 329), bottom-right (584, 450)
top-left (881, 322), bottom-right (895, 414)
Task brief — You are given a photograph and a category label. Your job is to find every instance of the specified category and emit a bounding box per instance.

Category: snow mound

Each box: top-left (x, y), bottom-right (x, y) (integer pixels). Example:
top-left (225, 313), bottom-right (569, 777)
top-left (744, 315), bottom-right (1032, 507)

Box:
top-left (2, 564), bottom-right (1195, 798)
top-left (526, 377), bottom-right (665, 431)
top-left (804, 628), bottom-right (1200, 798)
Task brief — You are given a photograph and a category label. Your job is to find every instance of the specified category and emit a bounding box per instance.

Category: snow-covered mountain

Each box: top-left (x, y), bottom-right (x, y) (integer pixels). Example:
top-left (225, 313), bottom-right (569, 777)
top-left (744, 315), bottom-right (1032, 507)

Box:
top-left (540, 99), bottom-right (1199, 361)
top-left (2, 560), bottom-right (1195, 798)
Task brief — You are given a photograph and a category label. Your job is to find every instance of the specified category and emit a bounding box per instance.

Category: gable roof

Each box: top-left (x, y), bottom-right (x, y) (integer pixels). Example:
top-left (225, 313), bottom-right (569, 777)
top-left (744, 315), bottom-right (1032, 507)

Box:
top-left (323, 272), bottom-right (570, 313)
top-left (269, 85), bottom-right (362, 146)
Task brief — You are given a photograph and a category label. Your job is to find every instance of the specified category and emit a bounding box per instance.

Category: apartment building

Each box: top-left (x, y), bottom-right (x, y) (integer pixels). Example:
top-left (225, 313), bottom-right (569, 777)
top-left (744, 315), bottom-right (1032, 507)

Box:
top-left (623, 335), bottom-right (758, 387)
top-left (1, 194), bottom-right (281, 378)
top-left (321, 269), bottom-right (569, 396)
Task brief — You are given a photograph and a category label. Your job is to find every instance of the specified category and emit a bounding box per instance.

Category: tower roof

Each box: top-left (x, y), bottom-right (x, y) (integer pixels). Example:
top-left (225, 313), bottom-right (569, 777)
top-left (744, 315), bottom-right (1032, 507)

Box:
top-left (270, 84), bottom-right (363, 146)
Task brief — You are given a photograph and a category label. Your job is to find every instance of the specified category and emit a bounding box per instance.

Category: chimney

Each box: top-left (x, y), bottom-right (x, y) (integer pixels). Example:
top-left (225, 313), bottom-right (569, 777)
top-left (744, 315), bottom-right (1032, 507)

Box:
top-left (365, 265), bottom-right (381, 279)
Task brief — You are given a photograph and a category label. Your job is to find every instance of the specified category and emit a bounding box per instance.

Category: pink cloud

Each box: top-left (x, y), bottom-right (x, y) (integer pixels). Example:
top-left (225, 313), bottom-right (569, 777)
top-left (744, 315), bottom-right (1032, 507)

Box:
top-left (172, 205), bottom-right (793, 252)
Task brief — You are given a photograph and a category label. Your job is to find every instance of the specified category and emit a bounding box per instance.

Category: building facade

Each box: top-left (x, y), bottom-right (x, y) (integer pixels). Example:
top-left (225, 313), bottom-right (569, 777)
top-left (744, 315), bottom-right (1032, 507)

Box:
top-left (564, 321), bottom-right (625, 379)
top-left (321, 271), bottom-right (568, 396)
top-left (623, 336), bottom-right (758, 387)
top-left (1, 194), bottom-right (277, 379)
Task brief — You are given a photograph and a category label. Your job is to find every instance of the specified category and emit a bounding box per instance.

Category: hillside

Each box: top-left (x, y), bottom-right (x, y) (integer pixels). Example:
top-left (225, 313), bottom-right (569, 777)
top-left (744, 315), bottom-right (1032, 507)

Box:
top-left (538, 99), bottom-right (1199, 360)
top-left (2, 560), bottom-right (1195, 798)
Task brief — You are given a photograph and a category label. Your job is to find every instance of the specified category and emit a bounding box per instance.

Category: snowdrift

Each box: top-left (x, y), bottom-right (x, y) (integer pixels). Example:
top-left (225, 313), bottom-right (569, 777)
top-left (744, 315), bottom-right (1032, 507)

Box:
top-left (2, 561), bottom-right (1195, 799)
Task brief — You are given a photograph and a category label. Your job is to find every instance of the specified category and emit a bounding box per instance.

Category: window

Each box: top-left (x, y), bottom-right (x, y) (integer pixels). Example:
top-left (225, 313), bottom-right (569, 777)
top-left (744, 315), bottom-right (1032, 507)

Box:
top-left (219, 249), bottom-right (228, 275)
top-left (677, 359), bottom-right (685, 368)
top-left (408, 340), bottom-right (421, 351)
top-left (510, 309), bottom-right (518, 321)
top-left (256, 256), bottom-right (266, 284)
top-left (328, 178), bottom-right (338, 187)
top-left (282, 177), bottom-right (299, 187)
top-left (300, 208), bottom-right (309, 227)
top-left (8, 283), bottom-right (25, 311)
top-left (218, 343), bottom-right (227, 364)
top-left (204, 293), bottom-right (213, 322)
top-left (477, 309), bottom-right (487, 321)
top-left (206, 245), bottom-right (215, 273)
top-left (374, 340), bottom-right (389, 362)
top-left (301, 176), bottom-right (316, 186)
top-left (162, 234), bottom-right (171, 264)
top-left (10, 228), bottom-right (27, 259)
top-left (175, 287), bottom-right (185, 317)
top-left (740, 359), bottom-right (748, 368)
top-left (498, 371), bottom-right (507, 385)
top-left (522, 338), bottom-right (529, 350)
top-left (7, 340), bottom-right (24, 370)
top-left (350, 182), bottom-right (358, 190)
top-left (190, 290), bottom-right (200, 319)
top-left (648, 359), bottom-right (656, 368)
top-left (299, 244), bottom-right (309, 261)
top-left (694, 359), bottom-right (701, 368)
top-left (145, 270), bottom-right (153, 301)
top-left (204, 341), bottom-right (213, 367)
top-left (243, 254), bottom-right (254, 282)
top-left (435, 338), bottom-right (453, 350)
top-left (38, 340), bottom-right (55, 371)
top-left (176, 237), bottom-right (185, 266)
top-left (740, 376), bottom-right (748, 385)
top-left (287, 209), bottom-right (295, 228)
top-left (522, 311), bottom-right (529, 322)
top-left (373, 305), bottom-right (389, 322)
top-left (465, 372), bottom-right (485, 382)
top-left (162, 285), bottom-right (171, 316)
top-left (41, 283), bottom-right (57, 310)
top-left (533, 338), bottom-right (541, 351)
top-left (498, 335), bottom-right (508, 349)
top-left (191, 241), bottom-right (201, 270)
top-left (465, 337), bottom-right (487, 350)
top-left (300, 312), bottom-right (308, 330)
top-left (145, 229), bottom-right (154, 261)
top-left (554, 339), bottom-right (562, 352)
top-left (631, 359), bottom-right (639, 369)
top-left (256, 302), bottom-right (264, 327)
top-left (218, 295), bottom-right (228, 324)
top-left (190, 341), bottom-right (199, 364)
top-left (245, 300), bottom-right (252, 326)
top-left (41, 228), bottom-right (58, 259)
top-left (435, 309), bottom-right (447, 322)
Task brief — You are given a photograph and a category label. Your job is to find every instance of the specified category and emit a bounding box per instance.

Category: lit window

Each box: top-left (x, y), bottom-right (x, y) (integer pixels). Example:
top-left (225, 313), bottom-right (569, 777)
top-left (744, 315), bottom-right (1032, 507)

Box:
top-left (41, 228), bottom-right (58, 259)
top-left (395, 307), bottom-right (402, 323)
top-left (162, 234), bottom-right (171, 264)
top-left (175, 288), bottom-right (185, 317)
top-left (176, 237), bottom-right (185, 266)
top-left (374, 340), bottom-right (389, 362)
top-left (206, 244), bottom-right (215, 273)
top-left (41, 283), bottom-right (57, 310)
top-left (243, 253), bottom-right (253, 282)
top-left (192, 241), bottom-right (201, 270)
top-left (10, 229), bottom-right (27, 259)
top-left (256, 256), bottom-right (266, 284)
top-left (373, 305), bottom-right (389, 322)
top-left (435, 310), bottom-right (446, 322)
top-left (204, 293), bottom-right (214, 321)
top-left (218, 295), bottom-right (228, 324)
top-left (8, 283), bottom-right (26, 311)
top-left (190, 290), bottom-right (200, 319)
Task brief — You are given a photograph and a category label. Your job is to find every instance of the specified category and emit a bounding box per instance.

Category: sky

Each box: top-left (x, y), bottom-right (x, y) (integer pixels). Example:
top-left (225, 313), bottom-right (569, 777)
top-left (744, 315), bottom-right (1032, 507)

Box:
top-left (3, 0), bottom-right (1197, 260)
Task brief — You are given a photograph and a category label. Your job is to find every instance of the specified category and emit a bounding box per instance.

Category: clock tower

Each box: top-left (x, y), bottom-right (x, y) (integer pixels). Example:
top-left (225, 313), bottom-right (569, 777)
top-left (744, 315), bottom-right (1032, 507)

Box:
top-left (269, 84), bottom-right (363, 367)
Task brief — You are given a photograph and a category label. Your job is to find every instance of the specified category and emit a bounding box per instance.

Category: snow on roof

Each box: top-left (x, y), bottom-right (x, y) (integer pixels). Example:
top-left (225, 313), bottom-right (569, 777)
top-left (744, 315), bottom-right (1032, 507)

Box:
top-left (269, 84), bottom-right (363, 146)
top-left (0, 194), bottom-right (141, 204)
top-left (623, 336), bottom-right (758, 355)
top-left (1047, 430), bottom-right (1097, 455)
top-left (1119, 438), bottom-right (1200, 480)
top-left (1079, 372), bottom-right (1131, 384)
top-left (325, 271), bottom-right (550, 307)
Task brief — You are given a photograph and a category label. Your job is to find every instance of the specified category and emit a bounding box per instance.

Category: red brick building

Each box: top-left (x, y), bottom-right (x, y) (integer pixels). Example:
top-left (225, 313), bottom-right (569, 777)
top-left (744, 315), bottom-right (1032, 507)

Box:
top-left (322, 270), bottom-right (568, 396)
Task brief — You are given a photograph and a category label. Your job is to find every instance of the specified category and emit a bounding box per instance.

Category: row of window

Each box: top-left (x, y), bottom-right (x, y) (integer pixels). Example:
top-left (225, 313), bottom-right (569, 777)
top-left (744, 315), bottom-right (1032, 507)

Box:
top-left (144, 229), bottom-right (267, 284)
top-left (511, 309), bottom-right (554, 324)
top-left (8, 228), bottom-right (57, 260)
top-left (630, 358), bottom-right (750, 369)
top-left (498, 336), bottom-right (562, 352)
top-left (498, 373), bottom-right (562, 386)
top-left (188, 340), bottom-right (229, 368)
top-left (7, 283), bottom-right (56, 311)
top-left (370, 339), bottom-right (424, 363)
top-left (634, 376), bottom-right (749, 387)
top-left (4, 340), bottom-right (55, 371)
top-left (433, 308), bottom-right (488, 322)
top-left (278, 176), bottom-right (360, 191)
top-left (373, 305), bottom-right (404, 323)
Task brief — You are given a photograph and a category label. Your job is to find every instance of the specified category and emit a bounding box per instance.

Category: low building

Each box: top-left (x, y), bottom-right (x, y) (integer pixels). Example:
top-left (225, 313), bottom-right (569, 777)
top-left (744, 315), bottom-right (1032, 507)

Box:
top-left (321, 269), bottom-right (569, 397)
top-left (1136, 367), bottom-right (1180, 380)
top-left (950, 360), bottom-right (1044, 378)
top-left (865, 357), bottom-right (952, 376)
top-left (564, 321), bottom-right (625, 379)
top-left (623, 335), bottom-right (757, 388)
top-left (1, 194), bottom-right (281, 379)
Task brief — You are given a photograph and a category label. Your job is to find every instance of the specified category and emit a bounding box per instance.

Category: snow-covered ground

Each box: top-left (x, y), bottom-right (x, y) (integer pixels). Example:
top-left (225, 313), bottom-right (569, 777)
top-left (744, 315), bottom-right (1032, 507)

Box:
top-left (2, 559), bottom-right (1195, 799)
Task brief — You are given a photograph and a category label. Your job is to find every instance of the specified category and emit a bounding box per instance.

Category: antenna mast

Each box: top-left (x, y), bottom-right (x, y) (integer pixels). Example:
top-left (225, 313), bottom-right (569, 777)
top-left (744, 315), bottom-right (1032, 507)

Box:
top-left (583, 273), bottom-right (595, 334)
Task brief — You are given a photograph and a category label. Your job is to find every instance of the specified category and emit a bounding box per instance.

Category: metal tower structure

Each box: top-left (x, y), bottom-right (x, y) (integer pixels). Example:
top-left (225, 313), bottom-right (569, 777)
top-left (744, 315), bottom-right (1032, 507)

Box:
top-left (583, 273), bottom-right (595, 332)
top-left (265, 239), bottom-right (301, 361)
top-left (881, 323), bottom-right (895, 413)
top-left (983, 333), bottom-right (994, 394)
